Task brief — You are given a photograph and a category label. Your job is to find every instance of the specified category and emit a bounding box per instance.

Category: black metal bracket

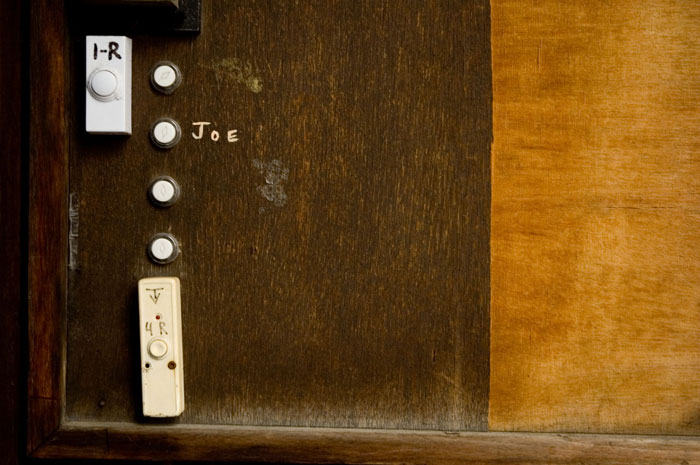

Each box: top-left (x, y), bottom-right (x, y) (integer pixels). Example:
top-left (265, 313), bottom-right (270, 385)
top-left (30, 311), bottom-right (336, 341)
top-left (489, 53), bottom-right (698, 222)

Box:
top-left (75, 0), bottom-right (201, 35)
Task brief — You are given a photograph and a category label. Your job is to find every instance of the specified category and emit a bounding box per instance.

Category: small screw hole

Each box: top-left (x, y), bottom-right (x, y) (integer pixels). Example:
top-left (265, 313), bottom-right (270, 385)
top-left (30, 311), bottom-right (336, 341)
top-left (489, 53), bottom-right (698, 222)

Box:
top-left (145, 363), bottom-right (150, 368)
top-left (168, 361), bottom-right (176, 370)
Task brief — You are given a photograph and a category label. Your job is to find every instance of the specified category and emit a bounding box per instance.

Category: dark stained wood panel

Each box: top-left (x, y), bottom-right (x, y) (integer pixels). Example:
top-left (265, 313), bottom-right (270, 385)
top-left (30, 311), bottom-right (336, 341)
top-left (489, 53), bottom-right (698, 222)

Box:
top-left (66, 0), bottom-right (491, 430)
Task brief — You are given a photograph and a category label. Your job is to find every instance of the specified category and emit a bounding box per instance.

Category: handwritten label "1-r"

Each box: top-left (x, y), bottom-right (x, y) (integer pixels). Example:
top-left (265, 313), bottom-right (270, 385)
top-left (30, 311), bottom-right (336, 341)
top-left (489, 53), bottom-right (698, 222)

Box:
top-left (191, 122), bottom-right (239, 142)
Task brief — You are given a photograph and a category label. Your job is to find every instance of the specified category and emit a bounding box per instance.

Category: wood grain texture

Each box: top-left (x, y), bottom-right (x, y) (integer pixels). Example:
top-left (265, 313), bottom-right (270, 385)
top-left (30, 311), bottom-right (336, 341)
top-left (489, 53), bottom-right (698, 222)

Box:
top-left (35, 422), bottom-right (700, 464)
top-left (490, 0), bottom-right (700, 433)
top-left (65, 0), bottom-right (491, 430)
top-left (27, 0), bottom-right (67, 453)
top-left (1, 0), bottom-right (24, 463)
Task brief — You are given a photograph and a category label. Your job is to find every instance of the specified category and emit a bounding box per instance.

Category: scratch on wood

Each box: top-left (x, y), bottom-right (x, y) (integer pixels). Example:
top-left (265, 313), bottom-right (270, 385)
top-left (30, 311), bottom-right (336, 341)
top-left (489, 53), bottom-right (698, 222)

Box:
top-left (68, 193), bottom-right (79, 270)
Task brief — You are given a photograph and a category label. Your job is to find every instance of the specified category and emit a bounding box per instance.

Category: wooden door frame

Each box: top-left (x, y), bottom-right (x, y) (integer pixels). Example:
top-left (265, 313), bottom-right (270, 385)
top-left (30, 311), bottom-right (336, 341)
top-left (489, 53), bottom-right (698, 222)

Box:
top-left (25, 0), bottom-right (700, 462)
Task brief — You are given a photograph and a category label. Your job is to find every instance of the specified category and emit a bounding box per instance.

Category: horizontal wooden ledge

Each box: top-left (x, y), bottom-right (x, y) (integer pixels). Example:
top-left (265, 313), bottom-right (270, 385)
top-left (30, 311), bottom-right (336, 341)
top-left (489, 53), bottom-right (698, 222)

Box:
top-left (33, 421), bottom-right (700, 464)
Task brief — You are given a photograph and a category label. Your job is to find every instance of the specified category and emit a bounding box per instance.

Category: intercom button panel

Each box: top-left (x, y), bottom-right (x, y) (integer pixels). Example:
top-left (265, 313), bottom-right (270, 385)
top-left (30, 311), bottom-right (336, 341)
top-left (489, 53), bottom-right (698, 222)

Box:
top-left (138, 277), bottom-right (184, 417)
top-left (85, 35), bottom-right (132, 134)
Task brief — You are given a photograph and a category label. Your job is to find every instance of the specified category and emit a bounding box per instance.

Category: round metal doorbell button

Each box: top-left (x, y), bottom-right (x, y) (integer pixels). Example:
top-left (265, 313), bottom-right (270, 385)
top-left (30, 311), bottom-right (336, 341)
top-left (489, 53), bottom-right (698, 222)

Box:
top-left (148, 233), bottom-right (180, 265)
top-left (150, 61), bottom-right (182, 94)
top-left (150, 117), bottom-right (182, 149)
top-left (148, 176), bottom-right (180, 207)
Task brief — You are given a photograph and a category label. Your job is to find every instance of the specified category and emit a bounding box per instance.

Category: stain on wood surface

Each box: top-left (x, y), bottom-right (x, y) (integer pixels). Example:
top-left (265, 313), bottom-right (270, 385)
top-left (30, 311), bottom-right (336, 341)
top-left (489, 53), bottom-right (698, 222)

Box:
top-left (66, 0), bottom-right (491, 430)
top-left (490, 0), bottom-right (700, 433)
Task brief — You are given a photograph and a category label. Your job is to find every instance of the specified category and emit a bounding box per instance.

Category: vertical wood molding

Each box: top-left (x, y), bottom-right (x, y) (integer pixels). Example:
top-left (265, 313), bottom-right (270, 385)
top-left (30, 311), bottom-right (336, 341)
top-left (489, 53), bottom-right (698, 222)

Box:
top-left (0, 0), bottom-right (24, 463)
top-left (27, 0), bottom-right (67, 454)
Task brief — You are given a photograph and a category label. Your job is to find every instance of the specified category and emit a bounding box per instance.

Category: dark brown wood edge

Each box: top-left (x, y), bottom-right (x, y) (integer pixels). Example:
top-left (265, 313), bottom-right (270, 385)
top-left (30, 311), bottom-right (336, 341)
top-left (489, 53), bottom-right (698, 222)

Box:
top-left (1, 0), bottom-right (25, 463)
top-left (26, 0), bottom-right (68, 455)
top-left (29, 422), bottom-right (700, 464)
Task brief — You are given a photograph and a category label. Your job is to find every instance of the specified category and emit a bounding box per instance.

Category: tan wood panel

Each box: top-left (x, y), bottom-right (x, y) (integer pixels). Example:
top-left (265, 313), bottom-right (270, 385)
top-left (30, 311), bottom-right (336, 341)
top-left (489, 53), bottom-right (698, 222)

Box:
top-left (490, 0), bottom-right (700, 433)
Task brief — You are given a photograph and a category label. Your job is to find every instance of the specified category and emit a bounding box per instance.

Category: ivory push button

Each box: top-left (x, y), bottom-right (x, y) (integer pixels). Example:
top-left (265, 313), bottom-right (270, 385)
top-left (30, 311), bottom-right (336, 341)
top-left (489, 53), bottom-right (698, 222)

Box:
top-left (147, 338), bottom-right (168, 359)
top-left (150, 117), bottom-right (181, 149)
top-left (138, 277), bottom-right (184, 417)
top-left (149, 176), bottom-right (180, 207)
top-left (151, 61), bottom-right (182, 94)
top-left (148, 233), bottom-right (179, 264)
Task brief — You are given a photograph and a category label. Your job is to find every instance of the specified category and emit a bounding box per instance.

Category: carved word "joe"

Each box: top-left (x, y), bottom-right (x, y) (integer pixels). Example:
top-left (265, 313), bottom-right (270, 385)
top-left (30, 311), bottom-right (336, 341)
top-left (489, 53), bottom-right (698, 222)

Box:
top-left (191, 122), bottom-right (239, 142)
